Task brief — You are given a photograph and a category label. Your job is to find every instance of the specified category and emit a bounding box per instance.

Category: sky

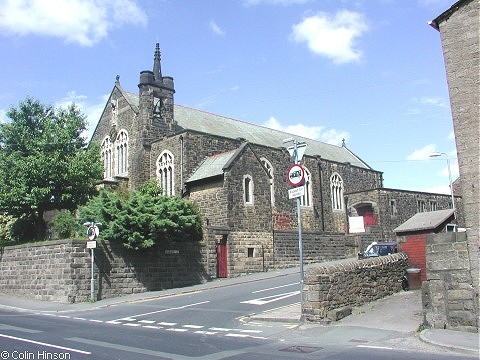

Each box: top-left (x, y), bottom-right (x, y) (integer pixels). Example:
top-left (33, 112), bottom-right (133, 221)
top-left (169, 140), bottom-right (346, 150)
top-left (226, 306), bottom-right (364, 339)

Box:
top-left (0, 0), bottom-right (460, 195)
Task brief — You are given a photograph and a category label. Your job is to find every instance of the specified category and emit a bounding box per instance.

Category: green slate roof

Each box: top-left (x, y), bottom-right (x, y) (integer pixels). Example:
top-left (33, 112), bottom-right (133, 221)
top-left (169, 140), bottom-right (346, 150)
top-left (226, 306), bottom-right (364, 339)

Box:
top-left (122, 91), bottom-right (372, 169)
top-left (186, 148), bottom-right (239, 183)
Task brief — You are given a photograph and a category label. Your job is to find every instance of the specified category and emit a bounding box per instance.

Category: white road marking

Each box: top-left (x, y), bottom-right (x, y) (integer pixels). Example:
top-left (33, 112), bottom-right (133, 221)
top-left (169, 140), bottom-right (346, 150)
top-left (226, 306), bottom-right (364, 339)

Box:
top-left (0, 333), bottom-right (91, 355)
top-left (251, 282), bottom-right (299, 294)
top-left (158, 322), bottom-right (177, 326)
top-left (356, 345), bottom-right (395, 350)
top-left (115, 300), bottom-right (210, 321)
top-left (195, 330), bottom-right (218, 335)
top-left (182, 324), bottom-right (204, 329)
top-left (241, 291), bottom-right (300, 305)
top-left (138, 320), bottom-right (156, 324)
top-left (165, 328), bottom-right (188, 332)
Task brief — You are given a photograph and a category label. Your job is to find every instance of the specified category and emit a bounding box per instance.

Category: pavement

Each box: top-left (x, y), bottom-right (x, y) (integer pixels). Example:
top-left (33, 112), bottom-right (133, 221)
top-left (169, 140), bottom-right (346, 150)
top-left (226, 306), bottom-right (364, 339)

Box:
top-left (0, 264), bottom-right (478, 356)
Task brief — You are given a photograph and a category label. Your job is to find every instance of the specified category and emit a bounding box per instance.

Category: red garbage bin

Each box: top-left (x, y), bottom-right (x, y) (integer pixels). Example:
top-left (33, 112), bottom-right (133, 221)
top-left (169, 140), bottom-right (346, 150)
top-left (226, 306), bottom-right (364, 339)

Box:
top-left (406, 268), bottom-right (422, 290)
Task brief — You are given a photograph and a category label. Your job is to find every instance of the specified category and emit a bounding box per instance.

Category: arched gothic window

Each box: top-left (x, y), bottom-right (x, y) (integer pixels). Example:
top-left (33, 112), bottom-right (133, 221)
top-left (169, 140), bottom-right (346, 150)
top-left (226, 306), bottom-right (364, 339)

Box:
top-left (101, 136), bottom-right (113, 179)
top-left (330, 172), bottom-right (344, 211)
top-left (300, 167), bottom-right (312, 207)
top-left (156, 150), bottom-right (175, 196)
top-left (260, 157), bottom-right (275, 206)
top-left (116, 130), bottom-right (128, 176)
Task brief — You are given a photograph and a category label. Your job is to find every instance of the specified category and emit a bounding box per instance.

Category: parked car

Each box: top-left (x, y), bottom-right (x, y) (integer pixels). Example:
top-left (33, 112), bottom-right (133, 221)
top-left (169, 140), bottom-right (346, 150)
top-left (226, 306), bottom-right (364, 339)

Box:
top-left (358, 241), bottom-right (399, 259)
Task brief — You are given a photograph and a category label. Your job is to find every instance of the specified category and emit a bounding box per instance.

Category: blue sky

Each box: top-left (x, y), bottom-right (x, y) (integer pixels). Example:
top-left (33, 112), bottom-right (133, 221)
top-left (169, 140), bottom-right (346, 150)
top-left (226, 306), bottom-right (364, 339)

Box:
top-left (0, 0), bottom-right (459, 194)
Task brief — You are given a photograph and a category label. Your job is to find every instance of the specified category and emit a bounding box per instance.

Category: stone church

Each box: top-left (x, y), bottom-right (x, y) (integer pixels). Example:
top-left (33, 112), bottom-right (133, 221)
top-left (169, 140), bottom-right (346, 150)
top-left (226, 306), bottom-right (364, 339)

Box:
top-left (91, 44), bottom-right (457, 278)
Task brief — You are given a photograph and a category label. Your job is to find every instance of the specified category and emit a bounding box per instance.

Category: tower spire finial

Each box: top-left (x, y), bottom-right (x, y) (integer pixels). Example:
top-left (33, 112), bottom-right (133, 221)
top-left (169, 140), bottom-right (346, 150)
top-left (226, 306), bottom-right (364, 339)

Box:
top-left (153, 43), bottom-right (162, 81)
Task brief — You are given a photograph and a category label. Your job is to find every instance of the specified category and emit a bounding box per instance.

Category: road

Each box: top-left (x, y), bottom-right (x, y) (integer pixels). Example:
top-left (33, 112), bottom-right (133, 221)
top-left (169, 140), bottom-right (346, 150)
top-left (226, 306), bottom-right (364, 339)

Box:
top-left (0, 271), bottom-right (476, 359)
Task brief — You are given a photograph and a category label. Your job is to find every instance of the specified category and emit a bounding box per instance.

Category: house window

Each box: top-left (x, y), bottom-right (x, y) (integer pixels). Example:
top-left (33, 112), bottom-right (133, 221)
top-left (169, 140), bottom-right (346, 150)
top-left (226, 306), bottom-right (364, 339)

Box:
top-left (417, 200), bottom-right (426, 213)
top-left (247, 247), bottom-right (254, 258)
top-left (101, 136), bottom-right (113, 179)
top-left (244, 175), bottom-right (253, 204)
top-left (330, 172), bottom-right (344, 211)
top-left (300, 167), bottom-right (312, 207)
top-left (430, 201), bottom-right (437, 211)
top-left (389, 199), bottom-right (397, 217)
top-left (156, 150), bottom-right (175, 195)
top-left (115, 130), bottom-right (128, 176)
top-left (260, 157), bottom-right (275, 206)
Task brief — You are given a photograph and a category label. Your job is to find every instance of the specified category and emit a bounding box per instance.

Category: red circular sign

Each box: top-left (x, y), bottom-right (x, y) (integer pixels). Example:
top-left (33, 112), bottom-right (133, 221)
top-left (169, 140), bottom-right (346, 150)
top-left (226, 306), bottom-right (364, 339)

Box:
top-left (287, 164), bottom-right (305, 187)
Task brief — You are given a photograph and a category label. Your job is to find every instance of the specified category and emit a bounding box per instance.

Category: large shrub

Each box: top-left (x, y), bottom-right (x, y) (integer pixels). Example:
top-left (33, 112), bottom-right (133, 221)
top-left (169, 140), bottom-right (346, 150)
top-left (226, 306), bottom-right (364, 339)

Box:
top-left (78, 183), bottom-right (202, 250)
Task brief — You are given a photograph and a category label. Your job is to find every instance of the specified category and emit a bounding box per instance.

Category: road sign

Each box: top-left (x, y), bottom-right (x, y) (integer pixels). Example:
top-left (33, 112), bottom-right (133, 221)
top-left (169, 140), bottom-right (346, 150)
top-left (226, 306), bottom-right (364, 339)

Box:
top-left (288, 186), bottom-right (305, 199)
top-left (287, 164), bottom-right (305, 187)
top-left (86, 240), bottom-right (97, 249)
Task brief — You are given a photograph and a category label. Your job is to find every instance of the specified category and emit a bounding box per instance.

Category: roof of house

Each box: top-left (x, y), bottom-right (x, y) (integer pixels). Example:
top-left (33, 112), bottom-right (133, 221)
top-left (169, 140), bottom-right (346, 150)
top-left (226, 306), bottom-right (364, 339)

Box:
top-left (393, 209), bottom-right (455, 234)
top-left (120, 89), bottom-right (372, 170)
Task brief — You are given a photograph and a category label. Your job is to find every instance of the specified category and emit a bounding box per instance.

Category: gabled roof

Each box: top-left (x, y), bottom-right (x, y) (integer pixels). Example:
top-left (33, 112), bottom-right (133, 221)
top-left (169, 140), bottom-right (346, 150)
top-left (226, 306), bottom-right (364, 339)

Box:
top-left (186, 147), bottom-right (241, 183)
top-left (394, 209), bottom-right (455, 234)
top-left (120, 89), bottom-right (373, 170)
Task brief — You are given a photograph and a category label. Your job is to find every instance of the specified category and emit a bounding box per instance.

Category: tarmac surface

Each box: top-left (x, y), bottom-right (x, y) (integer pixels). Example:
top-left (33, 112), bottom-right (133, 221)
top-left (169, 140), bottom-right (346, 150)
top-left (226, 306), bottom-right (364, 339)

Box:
top-left (0, 265), bottom-right (478, 357)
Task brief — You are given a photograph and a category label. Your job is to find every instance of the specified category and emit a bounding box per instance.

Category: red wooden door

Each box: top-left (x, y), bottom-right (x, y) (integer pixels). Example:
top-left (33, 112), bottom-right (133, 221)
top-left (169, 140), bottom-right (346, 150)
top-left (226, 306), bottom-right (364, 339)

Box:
top-left (217, 241), bottom-right (228, 278)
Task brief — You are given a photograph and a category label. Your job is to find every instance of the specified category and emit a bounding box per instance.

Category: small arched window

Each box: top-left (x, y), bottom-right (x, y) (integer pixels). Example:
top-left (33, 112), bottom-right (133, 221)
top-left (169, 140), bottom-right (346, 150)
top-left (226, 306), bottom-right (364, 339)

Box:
top-left (330, 172), bottom-right (344, 211)
top-left (300, 167), bottom-right (312, 207)
top-left (101, 136), bottom-right (113, 179)
top-left (156, 150), bottom-right (175, 196)
top-left (260, 157), bottom-right (275, 206)
top-left (115, 130), bottom-right (128, 176)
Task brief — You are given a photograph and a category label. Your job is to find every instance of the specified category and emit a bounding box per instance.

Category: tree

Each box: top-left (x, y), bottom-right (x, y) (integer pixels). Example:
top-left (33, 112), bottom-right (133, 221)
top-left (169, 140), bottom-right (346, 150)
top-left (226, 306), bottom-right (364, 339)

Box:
top-left (78, 183), bottom-right (203, 250)
top-left (0, 97), bottom-right (103, 240)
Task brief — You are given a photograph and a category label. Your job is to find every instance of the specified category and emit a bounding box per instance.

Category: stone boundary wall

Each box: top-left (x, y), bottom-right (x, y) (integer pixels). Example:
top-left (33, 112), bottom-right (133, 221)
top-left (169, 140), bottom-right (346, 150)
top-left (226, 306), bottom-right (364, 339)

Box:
top-left (422, 232), bottom-right (478, 333)
top-left (273, 231), bottom-right (348, 269)
top-left (302, 253), bottom-right (408, 321)
top-left (0, 239), bottom-right (207, 303)
top-left (0, 240), bottom-right (90, 302)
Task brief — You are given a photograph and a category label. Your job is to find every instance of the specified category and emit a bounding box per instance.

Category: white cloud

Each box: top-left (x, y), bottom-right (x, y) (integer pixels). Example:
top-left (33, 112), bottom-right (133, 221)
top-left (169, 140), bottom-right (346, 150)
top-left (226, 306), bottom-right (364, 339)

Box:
top-left (209, 20), bottom-right (226, 36)
top-left (264, 116), bottom-right (349, 145)
top-left (244, 0), bottom-right (309, 6)
top-left (290, 10), bottom-right (368, 64)
top-left (0, 0), bottom-right (147, 46)
top-left (414, 96), bottom-right (449, 108)
top-left (406, 144), bottom-right (437, 160)
top-left (0, 108), bottom-right (8, 123)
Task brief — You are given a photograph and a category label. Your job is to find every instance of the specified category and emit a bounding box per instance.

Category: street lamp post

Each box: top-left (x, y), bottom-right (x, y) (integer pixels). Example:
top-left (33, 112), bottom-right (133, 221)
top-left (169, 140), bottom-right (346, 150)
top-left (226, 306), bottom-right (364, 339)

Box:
top-left (430, 152), bottom-right (456, 220)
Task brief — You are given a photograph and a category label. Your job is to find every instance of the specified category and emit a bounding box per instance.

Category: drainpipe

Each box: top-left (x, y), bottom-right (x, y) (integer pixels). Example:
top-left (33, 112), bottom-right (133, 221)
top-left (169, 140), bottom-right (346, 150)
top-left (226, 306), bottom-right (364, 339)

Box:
top-left (317, 157), bottom-right (325, 232)
top-left (179, 135), bottom-right (184, 196)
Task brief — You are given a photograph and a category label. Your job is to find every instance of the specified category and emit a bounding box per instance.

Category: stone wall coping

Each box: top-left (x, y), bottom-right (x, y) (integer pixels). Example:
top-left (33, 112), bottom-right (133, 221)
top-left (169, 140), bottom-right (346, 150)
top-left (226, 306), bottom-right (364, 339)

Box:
top-left (305, 253), bottom-right (408, 277)
top-left (3, 239), bottom-right (86, 251)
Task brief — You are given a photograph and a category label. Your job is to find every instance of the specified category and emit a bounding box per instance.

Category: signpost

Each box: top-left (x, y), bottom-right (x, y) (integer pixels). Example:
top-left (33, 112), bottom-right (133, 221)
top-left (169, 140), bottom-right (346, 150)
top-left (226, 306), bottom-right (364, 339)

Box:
top-left (283, 138), bottom-right (307, 310)
top-left (83, 222), bottom-right (101, 302)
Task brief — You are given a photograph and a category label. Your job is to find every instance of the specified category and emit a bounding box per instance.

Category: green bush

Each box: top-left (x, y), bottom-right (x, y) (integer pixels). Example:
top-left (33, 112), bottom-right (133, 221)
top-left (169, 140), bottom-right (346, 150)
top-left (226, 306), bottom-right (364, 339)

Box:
top-left (78, 184), bottom-right (202, 250)
top-left (52, 211), bottom-right (80, 239)
top-left (0, 214), bottom-right (16, 246)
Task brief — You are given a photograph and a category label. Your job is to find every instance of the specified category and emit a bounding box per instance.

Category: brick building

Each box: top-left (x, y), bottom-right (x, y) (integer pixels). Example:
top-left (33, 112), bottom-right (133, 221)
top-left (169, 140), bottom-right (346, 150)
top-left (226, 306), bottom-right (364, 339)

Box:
top-left (90, 44), bottom-right (457, 278)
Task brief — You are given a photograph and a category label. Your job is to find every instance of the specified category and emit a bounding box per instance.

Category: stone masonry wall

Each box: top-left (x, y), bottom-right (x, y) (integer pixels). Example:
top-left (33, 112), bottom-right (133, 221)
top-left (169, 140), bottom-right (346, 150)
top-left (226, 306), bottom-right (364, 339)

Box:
top-left (0, 240), bottom-right (90, 302)
top-left (0, 239), bottom-right (207, 303)
top-left (273, 231), bottom-right (347, 269)
top-left (302, 253), bottom-right (408, 321)
top-left (422, 232), bottom-right (477, 332)
top-left (437, 0), bottom-right (479, 331)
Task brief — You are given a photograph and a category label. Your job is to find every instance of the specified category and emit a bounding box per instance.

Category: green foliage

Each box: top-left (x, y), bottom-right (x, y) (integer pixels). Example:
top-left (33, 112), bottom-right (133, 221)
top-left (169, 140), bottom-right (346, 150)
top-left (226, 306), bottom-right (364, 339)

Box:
top-left (78, 185), bottom-right (202, 251)
top-left (0, 98), bottom-right (103, 240)
top-left (0, 214), bottom-right (16, 246)
top-left (52, 211), bottom-right (80, 239)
